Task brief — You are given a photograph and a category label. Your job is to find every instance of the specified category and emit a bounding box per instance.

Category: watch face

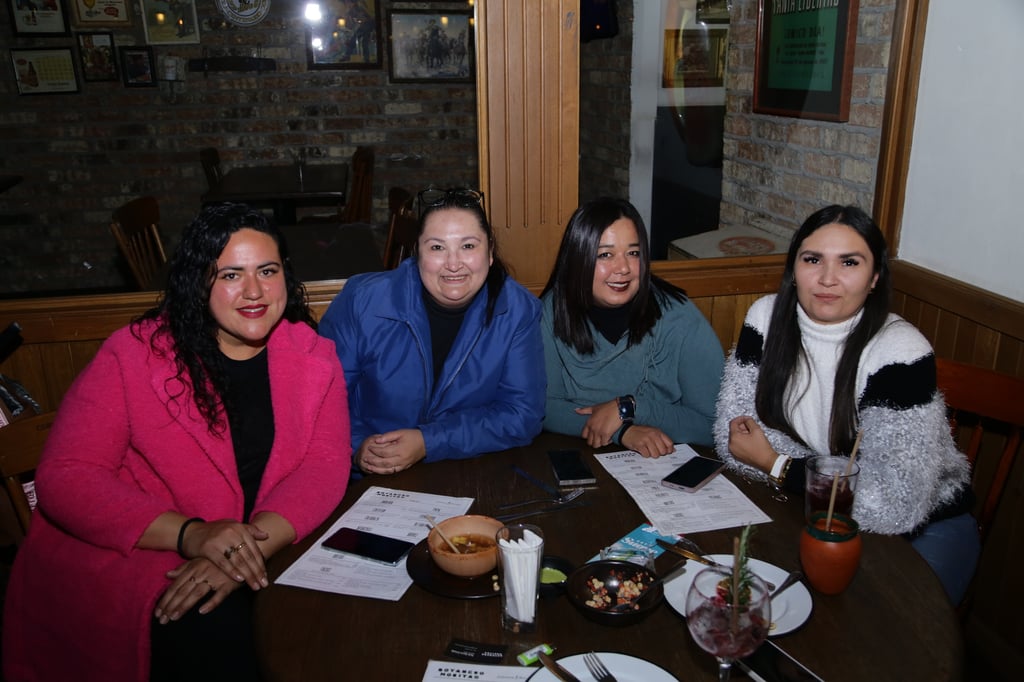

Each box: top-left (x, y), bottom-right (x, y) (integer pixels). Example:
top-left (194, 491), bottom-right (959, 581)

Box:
top-left (216, 0), bottom-right (272, 27)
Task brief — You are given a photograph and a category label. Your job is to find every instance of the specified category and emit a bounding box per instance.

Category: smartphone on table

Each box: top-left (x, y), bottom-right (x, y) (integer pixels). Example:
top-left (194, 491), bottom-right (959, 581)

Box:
top-left (321, 527), bottom-right (415, 566)
top-left (548, 449), bottom-right (597, 486)
top-left (661, 455), bottom-right (725, 492)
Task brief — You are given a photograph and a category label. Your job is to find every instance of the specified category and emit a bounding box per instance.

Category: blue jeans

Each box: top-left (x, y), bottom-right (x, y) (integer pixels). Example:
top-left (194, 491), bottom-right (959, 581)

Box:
top-left (907, 512), bottom-right (980, 605)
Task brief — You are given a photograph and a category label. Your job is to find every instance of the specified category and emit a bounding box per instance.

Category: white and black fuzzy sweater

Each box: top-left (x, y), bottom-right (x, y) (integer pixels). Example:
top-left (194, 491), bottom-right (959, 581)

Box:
top-left (714, 295), bottom-right (971, 535)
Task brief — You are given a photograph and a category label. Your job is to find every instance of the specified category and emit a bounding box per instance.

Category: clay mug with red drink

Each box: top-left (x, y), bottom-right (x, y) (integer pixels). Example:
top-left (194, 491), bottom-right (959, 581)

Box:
top-left (804, 456), bottom-right (859, 522)
top-left (799, 511), bottom-right (862, 594)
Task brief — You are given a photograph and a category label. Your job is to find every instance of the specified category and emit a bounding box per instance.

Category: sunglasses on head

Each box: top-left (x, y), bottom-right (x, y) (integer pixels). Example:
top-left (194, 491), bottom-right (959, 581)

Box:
top-left (417, 188), bottom-right (485, 216)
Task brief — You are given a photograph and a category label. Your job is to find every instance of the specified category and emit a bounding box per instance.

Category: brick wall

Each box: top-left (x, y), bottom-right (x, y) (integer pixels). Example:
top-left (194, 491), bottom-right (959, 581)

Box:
top-left (578, 0), bottom-right (633, 203)
top-left (0, 1), bottom-right (477, 295)
top-left (721, 0), bottom-right (897, 234)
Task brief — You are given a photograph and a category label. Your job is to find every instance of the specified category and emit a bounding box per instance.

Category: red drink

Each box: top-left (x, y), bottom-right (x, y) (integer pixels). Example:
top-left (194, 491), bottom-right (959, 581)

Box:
top-left (804, 456), bottom-right (859, 522)
top-left (688, 601), bottom-right (770, 660)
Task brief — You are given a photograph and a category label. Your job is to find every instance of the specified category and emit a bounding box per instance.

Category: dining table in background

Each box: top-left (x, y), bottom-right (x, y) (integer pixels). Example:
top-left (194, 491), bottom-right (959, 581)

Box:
top-left (201, 163), bottom-right (348, 224)
top-left (254, 432), bottom-right (963, 681)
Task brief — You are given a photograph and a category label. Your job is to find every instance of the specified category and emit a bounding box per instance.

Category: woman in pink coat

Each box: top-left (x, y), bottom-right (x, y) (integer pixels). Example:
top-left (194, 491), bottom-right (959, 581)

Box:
top-left (3, 204), bottom-right (352, 682)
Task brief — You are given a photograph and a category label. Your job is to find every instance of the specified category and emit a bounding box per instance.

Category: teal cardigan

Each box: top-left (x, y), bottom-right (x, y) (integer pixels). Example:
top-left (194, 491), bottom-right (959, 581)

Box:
top-left (540, 290), bottom-right (724, 446)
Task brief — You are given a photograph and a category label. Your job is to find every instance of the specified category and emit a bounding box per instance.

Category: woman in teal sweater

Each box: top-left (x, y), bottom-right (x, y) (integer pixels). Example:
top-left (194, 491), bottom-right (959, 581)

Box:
top-left (541, 197), bottom-right (724, 457)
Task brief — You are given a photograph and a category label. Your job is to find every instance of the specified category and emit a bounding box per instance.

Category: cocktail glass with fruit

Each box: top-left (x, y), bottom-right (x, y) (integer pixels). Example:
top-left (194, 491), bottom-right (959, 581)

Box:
top-left (684, 565), bottom-right (771, 681)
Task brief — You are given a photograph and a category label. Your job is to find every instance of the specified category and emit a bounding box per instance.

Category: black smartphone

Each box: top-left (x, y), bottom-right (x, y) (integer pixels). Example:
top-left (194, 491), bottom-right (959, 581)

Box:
top-left (321, 527), bottom-right (415, 566)
top-left (661, 455), bottom-right (725, 492)
top-left (548, 449), bottom-right (596, 486)
top-left (738, 640), bottom-right (825, 681)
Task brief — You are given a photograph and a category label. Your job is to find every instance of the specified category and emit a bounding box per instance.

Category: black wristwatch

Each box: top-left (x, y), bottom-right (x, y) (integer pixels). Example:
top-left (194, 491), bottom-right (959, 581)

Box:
top-left (617, 394), bottom-right (636, 423)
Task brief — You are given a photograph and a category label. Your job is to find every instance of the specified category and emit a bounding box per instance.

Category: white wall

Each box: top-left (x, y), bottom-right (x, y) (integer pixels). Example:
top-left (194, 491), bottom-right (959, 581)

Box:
top-left (899, 0), bottom-right (1024, 302)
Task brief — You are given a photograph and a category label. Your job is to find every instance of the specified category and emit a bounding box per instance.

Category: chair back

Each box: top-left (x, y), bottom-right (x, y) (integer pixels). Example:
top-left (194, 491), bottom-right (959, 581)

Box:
top-left (0, 411), bottom-right (55, 540)
top-left (935, 357), bottom-right (1024, 544)
top-left (383, 187), bottom-right (417, 269)
top-left (340, 146), bottom-right (375, 224)
top-left (111, 196), bottom-right (166, 290)
top-left (199, 147), bottom-right (223, 191)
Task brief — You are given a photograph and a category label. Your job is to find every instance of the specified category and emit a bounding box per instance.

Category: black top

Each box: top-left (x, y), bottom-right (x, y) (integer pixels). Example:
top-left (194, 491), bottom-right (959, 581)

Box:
top-left (221, 349), bottom-right (274, 520)
top-left (588, 299), bottom-right (633, 345)
top-left (423, 289), bottom-right (470, 388)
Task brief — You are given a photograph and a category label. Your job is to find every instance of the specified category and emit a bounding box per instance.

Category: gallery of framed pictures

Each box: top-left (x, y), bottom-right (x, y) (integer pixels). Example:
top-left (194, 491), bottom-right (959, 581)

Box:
top-left (139, 0), bottom-right (199, 45)
top-left (386, 9), bottom-right (474, 83)
top-left (10, 48), bottom-right (80, 94)
top-left (306, 0), bottom-right (383, 70)
top-left (6, 0), bottom-right (70, 36)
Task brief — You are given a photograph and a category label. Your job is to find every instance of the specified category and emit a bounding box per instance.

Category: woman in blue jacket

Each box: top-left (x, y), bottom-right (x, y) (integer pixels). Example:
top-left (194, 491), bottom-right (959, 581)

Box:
top-left (319, 190), bottom-right (545, 476)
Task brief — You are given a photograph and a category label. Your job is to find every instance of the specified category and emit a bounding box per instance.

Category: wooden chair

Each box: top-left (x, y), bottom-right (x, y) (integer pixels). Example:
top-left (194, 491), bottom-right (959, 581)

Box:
top-left (935, 358), bottom-right (1024, 546)
top-left (199, 147), bottom-right (223, 192)
top-left (0, 411), bottom-right (55, 540)
top-left (111, 196), bottom-right (167, 290)
top-left (339, 146), bottom-right (374, 223)
top-left (383, 186), bottom-right (417, 269)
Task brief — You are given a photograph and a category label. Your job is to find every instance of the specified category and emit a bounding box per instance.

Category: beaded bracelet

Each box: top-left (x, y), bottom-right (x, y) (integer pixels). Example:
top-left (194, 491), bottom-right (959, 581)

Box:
top-left (176, 517), bottom-right (205, 558)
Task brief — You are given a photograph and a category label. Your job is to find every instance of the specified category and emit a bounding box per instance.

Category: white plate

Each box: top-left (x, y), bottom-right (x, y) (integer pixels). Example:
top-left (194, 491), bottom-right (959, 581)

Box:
top-left (663, 555), bottom-right (813, 637)
top-left (526, 652), bottom-right (677, 681)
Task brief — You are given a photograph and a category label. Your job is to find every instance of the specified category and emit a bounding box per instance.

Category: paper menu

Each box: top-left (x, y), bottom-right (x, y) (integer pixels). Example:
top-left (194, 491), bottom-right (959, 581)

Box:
top-left (275, 486), bottom-right (473, 601)
top-left (422, 660), bottom-right (535, 681)
top-left (594, 445), bottom-right (772, 536)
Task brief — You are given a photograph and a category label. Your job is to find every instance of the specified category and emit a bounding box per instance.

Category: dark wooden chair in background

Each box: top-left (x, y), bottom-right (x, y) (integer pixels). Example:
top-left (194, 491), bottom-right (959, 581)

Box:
top-left (299, 146), bottom-right (374, 225)
top-left (383, 187), bottom-right (417, 269)
top-left (110, 196), bottom-right (166, 290)
top-left (199, 147), bottom-right (223, 194)
top-left (934, 357), bottom-right (1024, 616)
top-left (0, 411), bottom-right (55, 542)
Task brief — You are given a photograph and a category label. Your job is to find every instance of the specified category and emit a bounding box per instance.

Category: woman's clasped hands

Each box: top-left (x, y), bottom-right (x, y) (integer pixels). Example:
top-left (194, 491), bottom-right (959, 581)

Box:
top-left (356, 428), bottom-right (427, 475)
top-left (154, 519), bottom-right (270, 625)
top-left (576, 400), bottom-right (674, 458)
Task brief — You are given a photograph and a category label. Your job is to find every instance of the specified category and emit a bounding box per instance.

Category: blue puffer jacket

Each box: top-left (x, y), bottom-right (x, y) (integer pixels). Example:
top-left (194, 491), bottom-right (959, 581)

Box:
top-left (319, 258), bottom-right (546, 463)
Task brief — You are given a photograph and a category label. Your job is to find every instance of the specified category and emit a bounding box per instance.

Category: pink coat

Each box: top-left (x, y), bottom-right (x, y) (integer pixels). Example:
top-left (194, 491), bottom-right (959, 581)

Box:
top-left (3, 319), bottom-right (351, 682)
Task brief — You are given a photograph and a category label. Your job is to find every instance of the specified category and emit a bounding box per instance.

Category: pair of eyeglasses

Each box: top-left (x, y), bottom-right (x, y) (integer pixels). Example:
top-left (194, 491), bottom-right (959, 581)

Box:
top-left (417, 188), bottom-right (485, 216)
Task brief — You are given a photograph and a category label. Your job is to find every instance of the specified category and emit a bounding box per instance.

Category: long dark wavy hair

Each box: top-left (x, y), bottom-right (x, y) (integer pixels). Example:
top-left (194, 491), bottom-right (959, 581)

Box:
top-left (416, 197), bottom-right (508, 324)
top-left (134, 203), bottom-right (315, 433)
top-left (756, 205), bottom-right (892, 455)
top-left (542, 197), bottom-right (687, 354)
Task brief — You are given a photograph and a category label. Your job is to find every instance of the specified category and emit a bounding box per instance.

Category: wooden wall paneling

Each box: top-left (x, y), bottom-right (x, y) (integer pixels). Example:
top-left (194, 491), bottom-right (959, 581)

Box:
top-left (477, 0), bottom-right (580, 287)
top-left (993, 338), bottom-right (1023, 377)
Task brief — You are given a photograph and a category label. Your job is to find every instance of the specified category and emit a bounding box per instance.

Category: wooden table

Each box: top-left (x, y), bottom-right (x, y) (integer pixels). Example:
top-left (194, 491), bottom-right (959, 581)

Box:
top-left (255, 433), bottom-right (963, 681)
top-left (201, 164), bottom-right (348, 224)
top-left (283, 222), bottom-right (383, 282)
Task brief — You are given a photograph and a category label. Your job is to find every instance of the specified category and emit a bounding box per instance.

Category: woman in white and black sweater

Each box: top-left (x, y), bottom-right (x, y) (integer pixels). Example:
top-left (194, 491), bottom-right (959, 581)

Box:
top-left (714, 205), bottom-right (978, 604)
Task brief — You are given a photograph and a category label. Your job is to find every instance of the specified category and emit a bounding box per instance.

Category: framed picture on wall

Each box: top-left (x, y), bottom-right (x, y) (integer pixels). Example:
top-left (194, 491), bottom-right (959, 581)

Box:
top-left (69, 0), bottom-right (131, 28)
top-left (139, 0), bottom-right (200, 45)
top-left (7, 0), bottom-right (71, 36)
top-left (306, 0), bottom-right (382, 70)
top-left (10, 48), bottom-right (80, 94)
top-left (663, 27), bottom-right (728, 89)
top-left (77, 32), bottom-right (119, 82)
top-left (753, 0), bottom-right (858, 121)
top-left (119, 45), bottom-right (157, 87)
top-left (386, 9), bottom-right (474, 83)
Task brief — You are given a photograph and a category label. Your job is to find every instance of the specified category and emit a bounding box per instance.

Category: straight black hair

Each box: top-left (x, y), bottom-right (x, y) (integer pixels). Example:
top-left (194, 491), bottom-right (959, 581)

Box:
top-left (756, 205), bottom-right (891, 455)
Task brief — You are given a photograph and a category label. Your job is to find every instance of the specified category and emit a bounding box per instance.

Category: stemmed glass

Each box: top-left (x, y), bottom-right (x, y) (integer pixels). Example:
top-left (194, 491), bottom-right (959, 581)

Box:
top-left (684, 566), bottom-right (771, 681)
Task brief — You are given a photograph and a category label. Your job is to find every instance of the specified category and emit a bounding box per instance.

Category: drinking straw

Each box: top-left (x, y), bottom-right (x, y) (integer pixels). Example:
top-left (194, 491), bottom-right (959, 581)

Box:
top-left (731, 536), bottom-right (740, 633)
top-left (825, 472), bottom-right (840, 532)
top-left (826, 430), bottom-right (864, 531)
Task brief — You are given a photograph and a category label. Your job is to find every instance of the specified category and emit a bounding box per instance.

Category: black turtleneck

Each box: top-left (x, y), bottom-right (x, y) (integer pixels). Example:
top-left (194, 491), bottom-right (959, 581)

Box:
top-left (221, 348), bottom-right (273, 521)
top-left (588, 300), bottom-right (633, 345)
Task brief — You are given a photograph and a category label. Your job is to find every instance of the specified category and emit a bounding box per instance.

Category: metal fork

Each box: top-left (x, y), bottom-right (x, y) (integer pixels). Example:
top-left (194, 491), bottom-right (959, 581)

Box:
top-left (582, 652), bottom-right (617, 682)
top-left (497, 487), bottom-right (585, 510)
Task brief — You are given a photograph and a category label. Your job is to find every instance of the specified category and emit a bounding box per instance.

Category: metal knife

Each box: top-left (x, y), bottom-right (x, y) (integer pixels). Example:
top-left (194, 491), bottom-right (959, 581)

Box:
top-left (538, 652), bottom-right (582, 682)
top-left (512, 465), bottom-right (560, 497)
top-left (655, 539), bottom-right (723, 567)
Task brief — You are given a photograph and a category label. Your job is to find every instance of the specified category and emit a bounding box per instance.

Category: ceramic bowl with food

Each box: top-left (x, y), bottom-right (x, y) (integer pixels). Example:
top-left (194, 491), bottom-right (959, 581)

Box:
top-left (566, 559), bottom-right (663, 626)
top-left (427, 514), bottom-right (503, 578)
